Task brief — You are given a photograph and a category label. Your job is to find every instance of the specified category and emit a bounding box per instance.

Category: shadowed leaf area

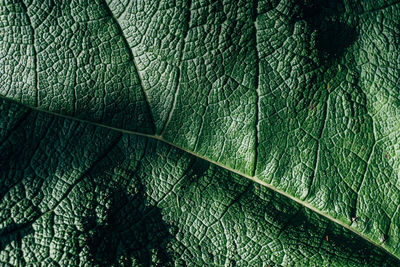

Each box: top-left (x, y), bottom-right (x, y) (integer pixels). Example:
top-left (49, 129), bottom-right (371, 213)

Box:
top-left (292, 0), bottom-right (359, 59)
top-left (0, 224), bottom-right (34, 252)
top-left (0, 99), bottom-right (399, 266)
top-left (85, 176), bottom-right (173, 266)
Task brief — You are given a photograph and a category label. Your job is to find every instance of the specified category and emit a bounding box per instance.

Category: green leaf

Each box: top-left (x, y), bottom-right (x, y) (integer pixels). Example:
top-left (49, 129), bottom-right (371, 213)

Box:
top-left (2, 0), bottom-right (400, 262)
top-left (1, 98), bottom-right (399, 266)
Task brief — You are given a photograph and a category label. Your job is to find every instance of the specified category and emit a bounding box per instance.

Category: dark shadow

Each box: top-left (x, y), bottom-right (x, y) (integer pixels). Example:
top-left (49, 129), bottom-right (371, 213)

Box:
top-left (316, 21), bottom-right (358, 60)
top-left (190, 159), bottom-right (210, 178)
top-left (291, 0), bottom-right (359, 62)
top-left (85, 178), bottom-right (174, 266)
top-left (0, 223), bottom-right (34, 251)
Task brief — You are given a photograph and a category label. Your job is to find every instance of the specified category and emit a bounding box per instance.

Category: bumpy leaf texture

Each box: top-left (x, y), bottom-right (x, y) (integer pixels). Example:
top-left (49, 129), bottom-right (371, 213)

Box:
top-left (2, 0), bottom-right (400, 264)
top-left (0, 98), bottom-right (399, 266)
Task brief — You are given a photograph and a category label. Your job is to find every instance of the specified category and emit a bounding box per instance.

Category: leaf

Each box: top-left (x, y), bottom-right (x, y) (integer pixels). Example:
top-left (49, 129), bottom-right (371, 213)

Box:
top-left (2, 0), bottom-right (400, 261)
top-left (0, 98), bottom-right (398, 266)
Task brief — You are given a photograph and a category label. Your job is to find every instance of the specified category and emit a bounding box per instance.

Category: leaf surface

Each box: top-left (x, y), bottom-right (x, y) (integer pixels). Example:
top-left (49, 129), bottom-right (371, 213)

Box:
top-left (0, 98), bottom-right (398, 266)
top-left (2, 0), bottom-right (400, 261)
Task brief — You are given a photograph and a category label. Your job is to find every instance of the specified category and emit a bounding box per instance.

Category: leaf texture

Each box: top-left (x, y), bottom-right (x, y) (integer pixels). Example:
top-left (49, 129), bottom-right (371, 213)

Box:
top-left (2, 0), bottom-right (400, 262)
top-left (0, 98), bottom-right (399, 266)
